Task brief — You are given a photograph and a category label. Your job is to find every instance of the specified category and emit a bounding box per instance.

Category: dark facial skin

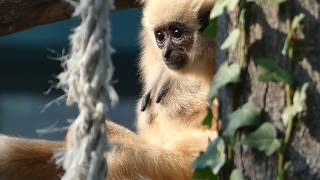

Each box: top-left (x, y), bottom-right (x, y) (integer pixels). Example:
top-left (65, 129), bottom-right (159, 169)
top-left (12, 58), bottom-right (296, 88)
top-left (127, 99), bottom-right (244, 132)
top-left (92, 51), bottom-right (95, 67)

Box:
top-left (154, 22), bottom-right (193, 70)
top-left (140, 12), bottom-right (211, 112)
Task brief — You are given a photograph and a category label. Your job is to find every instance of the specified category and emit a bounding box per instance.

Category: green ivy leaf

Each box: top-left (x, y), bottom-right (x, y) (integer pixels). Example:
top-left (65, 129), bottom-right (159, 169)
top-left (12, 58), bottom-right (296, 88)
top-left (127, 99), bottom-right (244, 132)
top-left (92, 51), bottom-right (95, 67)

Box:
top-left (291, 13), bottom-right (305, 31)
top-left (241, 122), bottom-right (281, 156)
top-left (208, 62), bottom-right (241, 103)
top-left (204, 19), bottom-right (218, 38)
top-left (221, 28), bottom-right (241, 50)
top-left (256, 58), bottom-right (292, 85)
top-left (284, 161), bottom-right (292, 170)
top-left (282, 105), bottom-right (300, 126)
top-left (271, 0), bottom-right (287, 4)
top-left (193, 137), bottom-right (226, 175)
top-left (230, 169), bottom-right (247, 180)
top-left (293, 83), bottom-right (308, 107)
top-left (210, 0), bottom-right (240, 19)
top-left (193, 167), bottom-right (218, 180)
top-left (223, 102), bottom-right (262, 144)
top-left (202, 107), bottom-right (213, 128)
top-left (282, 13), bottom-right (304, 55)
top-left (210, 0), bottom-right (226, 19)
top-left (282, 83), bottom-right (308, 126)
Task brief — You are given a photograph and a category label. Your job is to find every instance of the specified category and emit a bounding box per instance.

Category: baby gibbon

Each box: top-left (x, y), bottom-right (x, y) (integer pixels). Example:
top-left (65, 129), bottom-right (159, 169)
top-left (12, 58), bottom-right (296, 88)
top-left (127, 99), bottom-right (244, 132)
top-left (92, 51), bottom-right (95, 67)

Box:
top-left (0, 0), bottom-right (217, 179)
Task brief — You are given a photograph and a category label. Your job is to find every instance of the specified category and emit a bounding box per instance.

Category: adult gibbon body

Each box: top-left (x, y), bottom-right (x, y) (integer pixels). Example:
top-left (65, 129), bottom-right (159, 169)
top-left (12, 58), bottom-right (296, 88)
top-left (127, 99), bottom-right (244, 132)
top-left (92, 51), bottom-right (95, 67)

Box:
top-left (0, 0), bottom-right (216, 179)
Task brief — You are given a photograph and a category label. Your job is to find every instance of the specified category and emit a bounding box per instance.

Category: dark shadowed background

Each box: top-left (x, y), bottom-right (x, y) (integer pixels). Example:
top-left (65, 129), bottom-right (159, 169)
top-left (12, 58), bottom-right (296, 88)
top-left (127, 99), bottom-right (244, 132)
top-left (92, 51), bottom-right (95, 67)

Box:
top-left (0, 8), bottom-right (142, 140)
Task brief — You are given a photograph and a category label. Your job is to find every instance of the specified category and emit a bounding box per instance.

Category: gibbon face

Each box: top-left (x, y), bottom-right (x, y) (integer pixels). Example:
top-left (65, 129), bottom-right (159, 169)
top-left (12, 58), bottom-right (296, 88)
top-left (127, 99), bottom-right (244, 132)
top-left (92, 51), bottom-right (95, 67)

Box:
top-left (154, 22), bottom-right (195, 70)
top-left (142, 0), bottom-right (214, 71)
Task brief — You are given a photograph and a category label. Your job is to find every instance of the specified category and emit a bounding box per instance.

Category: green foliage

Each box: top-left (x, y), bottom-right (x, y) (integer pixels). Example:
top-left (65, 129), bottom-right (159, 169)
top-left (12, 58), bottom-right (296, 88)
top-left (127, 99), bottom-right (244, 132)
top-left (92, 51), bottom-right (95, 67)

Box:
top-left (194, 0), bottom-right (307, 179)
top-left (208, 62), bottom-right (241, 103)
top-left (246, 0), bottom-right (286, 4)
top-left (210, 0), bottom-right (240, 19)
top-left (291, 14), bottom-right (305, 31)
top-left (230, 169), bottom-right (247, 180)
top-left (271, 0), bottom-right (287, 4)
top-left (193, 137), bottom-right (226, 175)
top-left (282, 13), bottom-right (305, 55)
top-left (281, 83), bottom-right (308, 126)
top-left (221, 28), bottom-right (241, 50)
top-left (193, 167), bottom-right (218, 180)
top-left (223, 102), bottom-right (262, 144)
top-left (204, 19), bottom-right (218, 38)
top-left (202, 107), bottom-right (214, 128)
top-left (241, 123), bottom-right (281, 156)
top-left (282, 38), bottom-right (291, 56)
top-left (256, 58), bottom-right (292, 85)
top-left (277, 161), bottom-right (292, 180)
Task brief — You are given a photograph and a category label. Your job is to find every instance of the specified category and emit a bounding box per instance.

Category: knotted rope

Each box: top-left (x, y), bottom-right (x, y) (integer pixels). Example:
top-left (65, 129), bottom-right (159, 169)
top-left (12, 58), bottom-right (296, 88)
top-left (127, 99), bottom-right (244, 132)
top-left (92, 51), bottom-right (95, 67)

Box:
top-left (56, 0), bottom-right (117, 179)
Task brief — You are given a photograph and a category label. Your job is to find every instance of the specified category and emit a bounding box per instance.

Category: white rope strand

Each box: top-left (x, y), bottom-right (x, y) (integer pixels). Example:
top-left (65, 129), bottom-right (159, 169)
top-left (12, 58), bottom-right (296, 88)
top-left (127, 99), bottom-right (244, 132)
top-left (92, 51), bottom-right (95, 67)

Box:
top-left (57, 0), bottom-right (117, 179)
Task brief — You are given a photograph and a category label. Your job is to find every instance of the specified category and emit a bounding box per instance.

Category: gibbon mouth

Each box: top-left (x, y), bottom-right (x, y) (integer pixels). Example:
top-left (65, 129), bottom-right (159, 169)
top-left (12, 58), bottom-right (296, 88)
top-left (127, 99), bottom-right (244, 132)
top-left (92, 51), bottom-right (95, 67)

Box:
top-left (164, 55), bottom-right (187, 70)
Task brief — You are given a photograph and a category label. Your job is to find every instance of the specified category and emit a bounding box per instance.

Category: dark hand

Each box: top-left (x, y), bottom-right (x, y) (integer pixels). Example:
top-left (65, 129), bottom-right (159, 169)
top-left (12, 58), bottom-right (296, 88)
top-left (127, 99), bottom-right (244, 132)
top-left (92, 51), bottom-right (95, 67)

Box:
top-left (140, 91), bottom-right (151, 112)
top-left (140, 80), bottom-right (171, 111)
top-left (155, 82), bottom-right (170, 103)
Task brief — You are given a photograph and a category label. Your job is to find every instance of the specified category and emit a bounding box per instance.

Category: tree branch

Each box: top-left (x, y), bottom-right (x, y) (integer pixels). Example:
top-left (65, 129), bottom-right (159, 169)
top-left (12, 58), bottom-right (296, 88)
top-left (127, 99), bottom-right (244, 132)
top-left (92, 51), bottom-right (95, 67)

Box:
top-left (0, 0), bottom-right (140, 36)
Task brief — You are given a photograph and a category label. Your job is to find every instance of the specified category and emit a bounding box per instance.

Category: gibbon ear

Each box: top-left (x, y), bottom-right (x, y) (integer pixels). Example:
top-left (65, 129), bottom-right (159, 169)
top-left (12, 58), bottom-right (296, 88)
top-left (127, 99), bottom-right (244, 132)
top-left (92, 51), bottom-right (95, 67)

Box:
top-left (197, 0), bottom-right (215, 32)
top-left (197, 8), bottom-right (211, 32)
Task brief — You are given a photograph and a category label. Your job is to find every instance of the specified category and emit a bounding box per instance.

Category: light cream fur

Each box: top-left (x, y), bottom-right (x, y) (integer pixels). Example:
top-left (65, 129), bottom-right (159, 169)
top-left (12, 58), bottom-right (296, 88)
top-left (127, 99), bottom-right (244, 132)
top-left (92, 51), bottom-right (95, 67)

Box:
top-left (133, 0), bottom-right (217, 179)
top-left (0, 0), bottom-right (217, 179)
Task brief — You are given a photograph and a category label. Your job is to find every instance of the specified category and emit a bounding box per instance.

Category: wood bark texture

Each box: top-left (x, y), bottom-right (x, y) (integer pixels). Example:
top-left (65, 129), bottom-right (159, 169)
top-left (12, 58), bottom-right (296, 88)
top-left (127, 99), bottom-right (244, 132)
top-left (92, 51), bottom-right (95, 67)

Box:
top-left (0, 0), bottom-right (139, 36)
top-left (217, 1), bottom-right (320, 179)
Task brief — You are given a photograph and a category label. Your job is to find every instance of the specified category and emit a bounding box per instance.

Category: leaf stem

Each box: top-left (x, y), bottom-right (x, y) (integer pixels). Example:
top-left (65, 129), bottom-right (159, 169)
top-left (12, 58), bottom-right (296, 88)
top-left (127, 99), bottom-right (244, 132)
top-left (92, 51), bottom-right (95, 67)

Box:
top-left (239, 1), bottom-right (247, 69)
top-left (278, 1), bottom-right (294, 179)
top-left (227, 144), bottom-right (233, 162)
top-left (278, 152), bottom-right (284, 179)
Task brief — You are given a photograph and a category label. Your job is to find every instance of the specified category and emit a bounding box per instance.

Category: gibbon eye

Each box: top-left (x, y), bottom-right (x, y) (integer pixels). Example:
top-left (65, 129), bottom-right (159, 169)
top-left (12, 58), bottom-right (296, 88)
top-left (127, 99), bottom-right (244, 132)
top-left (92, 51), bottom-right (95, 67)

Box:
top-left (155, 31), bottom-right (165, 42)
top-left (172, 28), bottom-right (183, 39)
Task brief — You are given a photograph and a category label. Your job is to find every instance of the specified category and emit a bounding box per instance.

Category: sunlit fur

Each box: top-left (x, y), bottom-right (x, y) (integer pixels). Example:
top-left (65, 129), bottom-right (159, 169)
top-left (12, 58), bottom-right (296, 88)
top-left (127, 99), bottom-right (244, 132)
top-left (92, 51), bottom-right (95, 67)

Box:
top-left (134, 0), bottom-right (217, 179)
top-left (0, 0), bottom-right (216, 179)
top-left (0, 135), bottom-right (63, 180)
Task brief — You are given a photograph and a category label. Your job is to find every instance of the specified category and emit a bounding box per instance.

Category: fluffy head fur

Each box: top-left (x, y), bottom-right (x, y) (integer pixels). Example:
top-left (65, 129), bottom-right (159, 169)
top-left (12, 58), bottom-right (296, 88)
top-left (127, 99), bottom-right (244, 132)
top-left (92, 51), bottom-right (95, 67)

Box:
top-left (137, 0), bottom-right (217, 140)
top-left (139, 0), bottom-right (215, 91)
top-left (142, 0), bottom-right (214, 30)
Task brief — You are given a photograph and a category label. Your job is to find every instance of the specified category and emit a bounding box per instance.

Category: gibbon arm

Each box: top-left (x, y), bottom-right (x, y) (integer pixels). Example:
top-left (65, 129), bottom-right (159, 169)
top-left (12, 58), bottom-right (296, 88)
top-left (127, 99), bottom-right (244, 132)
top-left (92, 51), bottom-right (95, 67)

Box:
top-left (0, 121), bottom-right (139, 180)
top-left (65, 120), bottom-right (145, 147)
top-left (0, 121), bottom-right (194, 180)
top-left (0, 121), bottom-right (150, 180)
top-left (70, 120), bottom-right (195, 179)
top-left (0, 135), bottom-right (63, 180)
top-left (107, 141), bottom-right (194, 180)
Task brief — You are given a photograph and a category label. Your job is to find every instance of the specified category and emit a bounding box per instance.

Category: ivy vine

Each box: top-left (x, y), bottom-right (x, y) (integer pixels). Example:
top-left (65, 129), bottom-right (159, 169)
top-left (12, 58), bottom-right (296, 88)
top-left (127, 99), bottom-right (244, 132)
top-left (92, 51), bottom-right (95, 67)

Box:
top-left (193, 0), bottom-right (308, 179)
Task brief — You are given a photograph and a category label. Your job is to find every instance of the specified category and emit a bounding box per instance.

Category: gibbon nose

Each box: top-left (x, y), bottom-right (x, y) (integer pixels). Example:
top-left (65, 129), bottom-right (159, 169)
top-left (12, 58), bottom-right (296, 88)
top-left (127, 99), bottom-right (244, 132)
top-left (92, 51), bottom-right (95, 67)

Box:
top-left (164, 48), bottom-right (172, 59)
top-left (163, 51), bottom-right (187, 70)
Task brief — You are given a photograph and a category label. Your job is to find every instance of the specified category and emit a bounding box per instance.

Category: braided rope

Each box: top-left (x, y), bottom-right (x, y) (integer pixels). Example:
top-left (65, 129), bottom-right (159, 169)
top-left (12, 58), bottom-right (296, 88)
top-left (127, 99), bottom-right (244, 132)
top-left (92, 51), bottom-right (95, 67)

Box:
top-left (57, 0), bottom-right (117, 179)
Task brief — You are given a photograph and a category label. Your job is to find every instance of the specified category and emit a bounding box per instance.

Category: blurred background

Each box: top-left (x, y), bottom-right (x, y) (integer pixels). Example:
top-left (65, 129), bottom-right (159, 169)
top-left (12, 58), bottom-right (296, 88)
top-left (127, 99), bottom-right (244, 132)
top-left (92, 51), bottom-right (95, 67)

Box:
top-left (0, 8), bottom-right (142, 140)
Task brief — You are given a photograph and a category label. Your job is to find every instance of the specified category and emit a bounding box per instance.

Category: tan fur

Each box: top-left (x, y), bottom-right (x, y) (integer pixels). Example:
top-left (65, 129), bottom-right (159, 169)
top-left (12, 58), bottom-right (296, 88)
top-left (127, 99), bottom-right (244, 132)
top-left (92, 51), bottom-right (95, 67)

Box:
top-left (0, 0), bottom-right (216, 179)
top-left (132, 1), bottom-right (217, 179)
top-left (0, 135), bottom-right (63, 180)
